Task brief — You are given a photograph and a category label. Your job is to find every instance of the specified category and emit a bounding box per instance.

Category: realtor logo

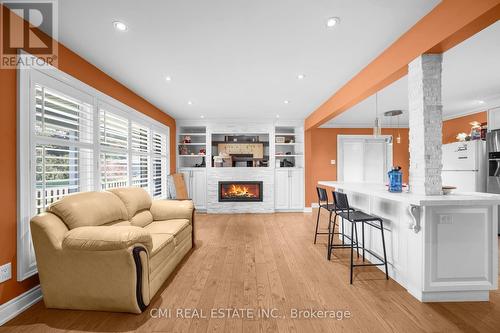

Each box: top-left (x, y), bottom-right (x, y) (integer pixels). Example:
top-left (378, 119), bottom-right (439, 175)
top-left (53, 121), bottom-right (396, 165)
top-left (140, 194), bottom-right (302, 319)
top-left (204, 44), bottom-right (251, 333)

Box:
top-left (1, 0), bottom-right (58, 68)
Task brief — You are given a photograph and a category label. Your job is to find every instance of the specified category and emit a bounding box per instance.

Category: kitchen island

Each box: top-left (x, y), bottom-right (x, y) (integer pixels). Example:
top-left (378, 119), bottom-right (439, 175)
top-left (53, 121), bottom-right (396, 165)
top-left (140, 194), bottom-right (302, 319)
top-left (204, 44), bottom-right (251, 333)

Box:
top-left (318, 181), bottom-right (499, 302)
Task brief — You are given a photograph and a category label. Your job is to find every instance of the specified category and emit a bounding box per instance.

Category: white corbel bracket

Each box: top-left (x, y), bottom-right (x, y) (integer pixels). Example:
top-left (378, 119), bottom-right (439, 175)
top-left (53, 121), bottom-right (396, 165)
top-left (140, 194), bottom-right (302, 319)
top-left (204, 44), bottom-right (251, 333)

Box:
top-left (408, 205), bottom-right (421, 233)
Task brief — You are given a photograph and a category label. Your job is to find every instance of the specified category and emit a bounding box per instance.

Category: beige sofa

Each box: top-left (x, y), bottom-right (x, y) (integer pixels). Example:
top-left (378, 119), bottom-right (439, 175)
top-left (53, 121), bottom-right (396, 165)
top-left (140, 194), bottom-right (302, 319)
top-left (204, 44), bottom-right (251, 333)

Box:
top-left (30, 187), bottom-right (194, 313)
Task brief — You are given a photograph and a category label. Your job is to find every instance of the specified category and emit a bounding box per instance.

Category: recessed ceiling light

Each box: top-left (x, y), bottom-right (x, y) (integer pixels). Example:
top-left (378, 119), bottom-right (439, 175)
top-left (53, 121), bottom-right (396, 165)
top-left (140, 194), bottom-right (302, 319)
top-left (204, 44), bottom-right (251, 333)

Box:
top-left (200, 115), bottom-right (204, 119)
top-left (326, 17), bottom-right (340, 28)
top-left (283, 100), bottom-right (289, 104)
top-left (477, 100), bottom-right (485, 104)
top-left (113, 21), bottom-right (128, 31)
top-left (187, 101), bottom-right (193, 105)
top-left (297, 74), bottom-right (305, 80)
top-left (165, 76), bottom-right (172, 82)
top-left (276, 114), bottom-right (280, 119)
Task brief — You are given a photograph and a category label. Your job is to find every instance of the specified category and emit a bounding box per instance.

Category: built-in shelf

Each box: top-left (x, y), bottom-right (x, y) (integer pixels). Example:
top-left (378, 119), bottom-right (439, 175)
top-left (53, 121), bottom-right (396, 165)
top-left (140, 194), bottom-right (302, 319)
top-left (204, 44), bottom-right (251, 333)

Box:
top-left (179, 155), bottom-right (207, 157)
top-left (275, 143), bottom-right (302, 145)
top-left (275, 154), bottom-right (303, 157)
top-left (275, 132), bottom-right (296, 136)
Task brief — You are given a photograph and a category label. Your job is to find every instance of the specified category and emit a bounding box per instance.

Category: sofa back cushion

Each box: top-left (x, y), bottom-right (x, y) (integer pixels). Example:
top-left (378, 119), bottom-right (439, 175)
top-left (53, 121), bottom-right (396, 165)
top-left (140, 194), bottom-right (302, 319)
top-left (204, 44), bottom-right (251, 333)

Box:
top-left (108, 187), bottom-right (153, 226)
top-left (47, 191), bottom-right (128, 229)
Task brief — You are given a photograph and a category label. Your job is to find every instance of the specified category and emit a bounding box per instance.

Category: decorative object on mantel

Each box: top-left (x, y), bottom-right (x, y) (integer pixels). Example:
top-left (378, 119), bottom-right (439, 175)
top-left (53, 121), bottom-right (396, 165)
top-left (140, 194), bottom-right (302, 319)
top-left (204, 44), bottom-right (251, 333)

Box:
top-left (456, 132), bottom-right (468, 142)
top-left (179, 145), bottom-right (189, 155)
top-left (183, 135), bottom-right (191, 143)
top-left (199, 148), bottom-right (206, 155)
top-left (275, 136), bottom-right (285, 143)
top-left (470, 121), bottom-right (482, 140)
top-left (281, 159), bottom-right (294, 167)
top-left (481, 122), bottom-right (487, 140)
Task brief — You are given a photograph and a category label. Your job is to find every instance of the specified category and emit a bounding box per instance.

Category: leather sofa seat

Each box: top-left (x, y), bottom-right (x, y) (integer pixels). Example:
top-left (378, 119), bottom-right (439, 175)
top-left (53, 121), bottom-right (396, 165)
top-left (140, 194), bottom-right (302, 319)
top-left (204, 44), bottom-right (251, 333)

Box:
top-left (30, 187), bottom-right (195, 314)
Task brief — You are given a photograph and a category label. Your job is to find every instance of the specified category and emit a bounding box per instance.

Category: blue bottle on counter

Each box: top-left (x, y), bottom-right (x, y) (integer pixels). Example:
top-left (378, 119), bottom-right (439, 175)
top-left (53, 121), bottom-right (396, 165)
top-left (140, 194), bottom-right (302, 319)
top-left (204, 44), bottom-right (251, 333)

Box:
top-left (388, 166), bottom-right (402, 193)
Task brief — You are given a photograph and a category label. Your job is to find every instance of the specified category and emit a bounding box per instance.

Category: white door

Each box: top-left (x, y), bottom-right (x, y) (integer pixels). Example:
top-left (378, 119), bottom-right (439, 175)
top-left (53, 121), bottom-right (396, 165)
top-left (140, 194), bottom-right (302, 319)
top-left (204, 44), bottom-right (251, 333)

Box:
top-left (338, 136), bottom-right (392, 184)
top-left (289, 169), bottom-right (304, 210)
top-left (275, 170), bottom-right (290, 209)
top-left (364, 140), bottom-right (387, 183)
top-left (342, 140), bottom-right (364, 182)
top-left (191, 169), bottom-right (207, 210)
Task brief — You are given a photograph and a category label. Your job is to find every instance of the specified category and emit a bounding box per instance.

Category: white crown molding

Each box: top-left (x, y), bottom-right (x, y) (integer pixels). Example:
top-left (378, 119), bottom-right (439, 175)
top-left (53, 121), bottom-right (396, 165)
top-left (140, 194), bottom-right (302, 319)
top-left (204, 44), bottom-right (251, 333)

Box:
top-left (0, 285), bottom-right (42, 326)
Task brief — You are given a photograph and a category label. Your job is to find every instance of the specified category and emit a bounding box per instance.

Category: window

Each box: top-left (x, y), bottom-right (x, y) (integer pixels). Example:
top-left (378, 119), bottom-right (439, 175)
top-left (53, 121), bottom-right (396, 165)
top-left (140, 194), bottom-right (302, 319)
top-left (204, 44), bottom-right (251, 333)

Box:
top-left (18, 64), bottom-right (170, 280)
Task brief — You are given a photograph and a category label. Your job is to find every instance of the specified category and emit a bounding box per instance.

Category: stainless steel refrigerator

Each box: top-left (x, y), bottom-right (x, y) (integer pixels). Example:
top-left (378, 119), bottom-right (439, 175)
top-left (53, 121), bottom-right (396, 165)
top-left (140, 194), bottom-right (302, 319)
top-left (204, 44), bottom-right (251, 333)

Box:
top-left (487, 130), bottom-right (500, 235)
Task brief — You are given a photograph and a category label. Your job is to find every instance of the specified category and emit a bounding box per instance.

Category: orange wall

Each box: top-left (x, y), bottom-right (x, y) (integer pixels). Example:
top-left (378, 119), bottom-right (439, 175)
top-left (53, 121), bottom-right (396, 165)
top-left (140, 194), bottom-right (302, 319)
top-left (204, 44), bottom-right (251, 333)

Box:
top-left (305, 128), bottom-right (410, 206)
top-left (443, 111), bottom-right (487, 144)
top-left (0, 7), bottom-right (176, 305)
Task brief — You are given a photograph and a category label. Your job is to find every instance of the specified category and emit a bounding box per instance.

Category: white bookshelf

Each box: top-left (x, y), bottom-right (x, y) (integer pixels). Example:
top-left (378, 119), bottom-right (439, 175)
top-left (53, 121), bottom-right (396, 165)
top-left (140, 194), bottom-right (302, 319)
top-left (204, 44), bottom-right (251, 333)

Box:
top-left (274, 125), bottom-right (304, 168)
top-left (177, 126), bottom-right (207, 168)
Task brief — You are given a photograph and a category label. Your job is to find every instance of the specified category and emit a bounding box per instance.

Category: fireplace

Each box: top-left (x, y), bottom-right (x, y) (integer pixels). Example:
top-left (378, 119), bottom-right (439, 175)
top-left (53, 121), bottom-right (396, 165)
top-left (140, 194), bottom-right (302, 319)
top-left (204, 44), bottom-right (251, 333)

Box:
top-left (218, 181), bottom-right (263, 202)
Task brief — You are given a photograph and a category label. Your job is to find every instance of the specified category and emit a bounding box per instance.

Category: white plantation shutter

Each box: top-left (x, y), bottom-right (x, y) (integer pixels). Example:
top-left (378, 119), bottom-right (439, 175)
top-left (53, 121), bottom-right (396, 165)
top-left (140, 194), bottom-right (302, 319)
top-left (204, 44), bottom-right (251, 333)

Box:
top-left (132, 122), bottom-right (150, 153)
top-left (100, 151), bottom-right (129, 190)
top-left (35, 85), bottom-right (93, 143)
top-left (100, 108), bottom-right (129, 149)
top-left (18, 66), bottom-right (169, 281)
top-left (152, 131), bottom-right (167, 198)
top-left (33, 81), bottom-right (94, 214)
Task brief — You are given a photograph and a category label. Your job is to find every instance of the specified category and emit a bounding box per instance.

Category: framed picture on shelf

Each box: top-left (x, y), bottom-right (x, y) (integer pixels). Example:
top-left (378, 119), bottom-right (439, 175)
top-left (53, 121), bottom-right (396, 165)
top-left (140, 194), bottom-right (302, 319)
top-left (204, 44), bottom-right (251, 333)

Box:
top-left (275, 136), bottom-right (285, 143)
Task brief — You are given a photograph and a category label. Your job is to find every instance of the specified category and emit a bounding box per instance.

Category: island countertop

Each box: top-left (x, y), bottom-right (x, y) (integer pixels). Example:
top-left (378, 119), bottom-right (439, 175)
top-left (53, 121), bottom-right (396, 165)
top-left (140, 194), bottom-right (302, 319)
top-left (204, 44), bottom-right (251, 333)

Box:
top-left (318, 181), bottom-right (500, 206)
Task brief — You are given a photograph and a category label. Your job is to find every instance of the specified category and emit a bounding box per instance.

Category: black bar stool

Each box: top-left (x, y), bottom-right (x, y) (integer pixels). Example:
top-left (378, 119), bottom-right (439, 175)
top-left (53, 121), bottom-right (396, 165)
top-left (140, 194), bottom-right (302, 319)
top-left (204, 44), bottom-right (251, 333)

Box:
top-left (330, 191), bottom-right (389, 284)
top-left (327, 190), bottom-right (359, 261)
top-left (314, 187), bottom-right (337, 244)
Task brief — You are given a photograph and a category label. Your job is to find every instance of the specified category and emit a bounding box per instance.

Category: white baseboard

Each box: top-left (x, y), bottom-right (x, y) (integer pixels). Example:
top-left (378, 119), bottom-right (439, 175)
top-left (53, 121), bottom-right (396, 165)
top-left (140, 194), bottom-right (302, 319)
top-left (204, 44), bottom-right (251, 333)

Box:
top-left (303, 207), bottom-right (312, 213)
top-left (0, 285), bottom-right (42, 326)
top-left (311, 202), bottom-right (319, 208)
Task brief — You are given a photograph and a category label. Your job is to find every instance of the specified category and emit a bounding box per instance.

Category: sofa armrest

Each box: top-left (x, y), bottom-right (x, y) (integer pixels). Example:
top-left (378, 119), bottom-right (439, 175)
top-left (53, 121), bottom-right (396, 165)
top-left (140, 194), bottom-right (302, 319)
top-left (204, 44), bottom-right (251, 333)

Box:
top-left (62, 226), bottom-right (153, 253)
top-left (150, 199), bottom-right (194, 221)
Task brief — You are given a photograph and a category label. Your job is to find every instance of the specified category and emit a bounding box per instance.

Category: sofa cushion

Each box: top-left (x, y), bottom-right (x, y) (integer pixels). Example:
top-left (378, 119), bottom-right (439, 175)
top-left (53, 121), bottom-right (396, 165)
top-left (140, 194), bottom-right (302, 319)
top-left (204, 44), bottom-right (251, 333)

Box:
top-left (145, 219), bottom-right (191, 246)
top-left (130, 210), bottom-right (153, 228)
top-left (109, 187), bottom-right (152, 220)
top-left (150, 200), bottom-right (194, 221)
top-left (150, 233), bottom-right (174, 255)
top-left (149, 233), bottom-right (175, 276)
top-left (145, 219), bottom-right (189, 235)
top-left (47, 191), bottom-right (128, 229)
top-left (62, 226), bottom-right (153, 252)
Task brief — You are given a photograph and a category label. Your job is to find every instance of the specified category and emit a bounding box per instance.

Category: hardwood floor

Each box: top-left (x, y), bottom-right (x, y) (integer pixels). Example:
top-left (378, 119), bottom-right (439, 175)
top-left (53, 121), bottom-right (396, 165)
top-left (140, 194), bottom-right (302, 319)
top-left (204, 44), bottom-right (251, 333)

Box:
top-left (2, 211), bottom-right (500, 333)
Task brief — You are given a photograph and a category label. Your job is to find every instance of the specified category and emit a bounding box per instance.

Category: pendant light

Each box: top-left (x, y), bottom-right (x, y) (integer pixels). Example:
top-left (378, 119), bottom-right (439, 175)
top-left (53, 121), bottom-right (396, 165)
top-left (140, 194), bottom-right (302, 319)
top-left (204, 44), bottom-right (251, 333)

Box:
top-left (373, 93), bottom-right (381, 137)
top-left (396, 112), bottom-right (401, 144)
top-left (384, 110), bottom-right (404, 144)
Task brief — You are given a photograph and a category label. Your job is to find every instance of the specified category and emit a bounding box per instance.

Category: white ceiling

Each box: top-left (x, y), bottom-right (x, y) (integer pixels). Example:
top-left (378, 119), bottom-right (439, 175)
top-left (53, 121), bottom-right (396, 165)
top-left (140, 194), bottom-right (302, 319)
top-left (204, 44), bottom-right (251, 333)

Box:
top-left (44, 0), bottom-right (440, 121)
top-left (322, 21), bottom-right (500, 128)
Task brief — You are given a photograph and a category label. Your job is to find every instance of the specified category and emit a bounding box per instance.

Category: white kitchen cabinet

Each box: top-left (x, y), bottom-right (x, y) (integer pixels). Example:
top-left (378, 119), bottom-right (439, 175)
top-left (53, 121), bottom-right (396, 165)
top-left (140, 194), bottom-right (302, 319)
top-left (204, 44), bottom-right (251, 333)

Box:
top-left (179, 168), bottom-right (207, 210)
top-left (488, 107), bottom-right (500, 131)
top-left (275, 168), bottom-right (304, 211)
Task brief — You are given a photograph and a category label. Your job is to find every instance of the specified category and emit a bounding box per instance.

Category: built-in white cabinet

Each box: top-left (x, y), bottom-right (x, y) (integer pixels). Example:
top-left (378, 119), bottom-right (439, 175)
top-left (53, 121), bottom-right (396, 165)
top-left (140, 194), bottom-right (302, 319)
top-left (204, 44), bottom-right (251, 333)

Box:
top-left (488, 107), bottom-right (500, 131)
top-left (180, 168), bottom-right (207, 211)
top-left (275, 169), bottom-right (304, 211)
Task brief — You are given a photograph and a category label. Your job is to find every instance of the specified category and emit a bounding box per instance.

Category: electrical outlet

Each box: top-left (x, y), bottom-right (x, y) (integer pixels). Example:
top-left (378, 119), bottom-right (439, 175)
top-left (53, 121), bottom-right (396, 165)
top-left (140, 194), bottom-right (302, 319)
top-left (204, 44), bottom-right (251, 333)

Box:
top-left (330, 160), bottom-right (336, 165)
top-left (0, 262), bottom-right (12, 283)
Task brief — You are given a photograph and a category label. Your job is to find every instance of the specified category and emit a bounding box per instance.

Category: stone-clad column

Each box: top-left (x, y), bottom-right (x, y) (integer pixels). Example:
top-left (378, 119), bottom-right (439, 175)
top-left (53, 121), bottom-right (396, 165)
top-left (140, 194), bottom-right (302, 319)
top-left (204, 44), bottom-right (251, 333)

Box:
top-left (408, 54), bottom-right (443, 195)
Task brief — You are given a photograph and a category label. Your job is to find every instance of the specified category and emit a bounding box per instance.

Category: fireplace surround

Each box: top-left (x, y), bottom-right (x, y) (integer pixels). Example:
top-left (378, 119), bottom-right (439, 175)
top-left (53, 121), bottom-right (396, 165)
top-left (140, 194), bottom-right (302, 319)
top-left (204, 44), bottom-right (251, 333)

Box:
top-left (218, 181), bottom-right (263, 202)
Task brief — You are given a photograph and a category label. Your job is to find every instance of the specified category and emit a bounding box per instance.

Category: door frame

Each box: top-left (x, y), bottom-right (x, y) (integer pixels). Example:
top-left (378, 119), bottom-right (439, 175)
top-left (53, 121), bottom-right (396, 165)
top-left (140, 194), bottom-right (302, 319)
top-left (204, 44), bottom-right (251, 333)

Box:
top-left (337, 135), bottom-right (393, 183)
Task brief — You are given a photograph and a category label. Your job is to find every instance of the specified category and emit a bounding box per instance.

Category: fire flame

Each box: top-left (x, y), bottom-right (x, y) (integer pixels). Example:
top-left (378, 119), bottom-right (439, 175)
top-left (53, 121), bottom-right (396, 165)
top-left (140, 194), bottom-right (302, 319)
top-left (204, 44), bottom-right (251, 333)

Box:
top-left (225, 184), bottom-right (257, 198)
